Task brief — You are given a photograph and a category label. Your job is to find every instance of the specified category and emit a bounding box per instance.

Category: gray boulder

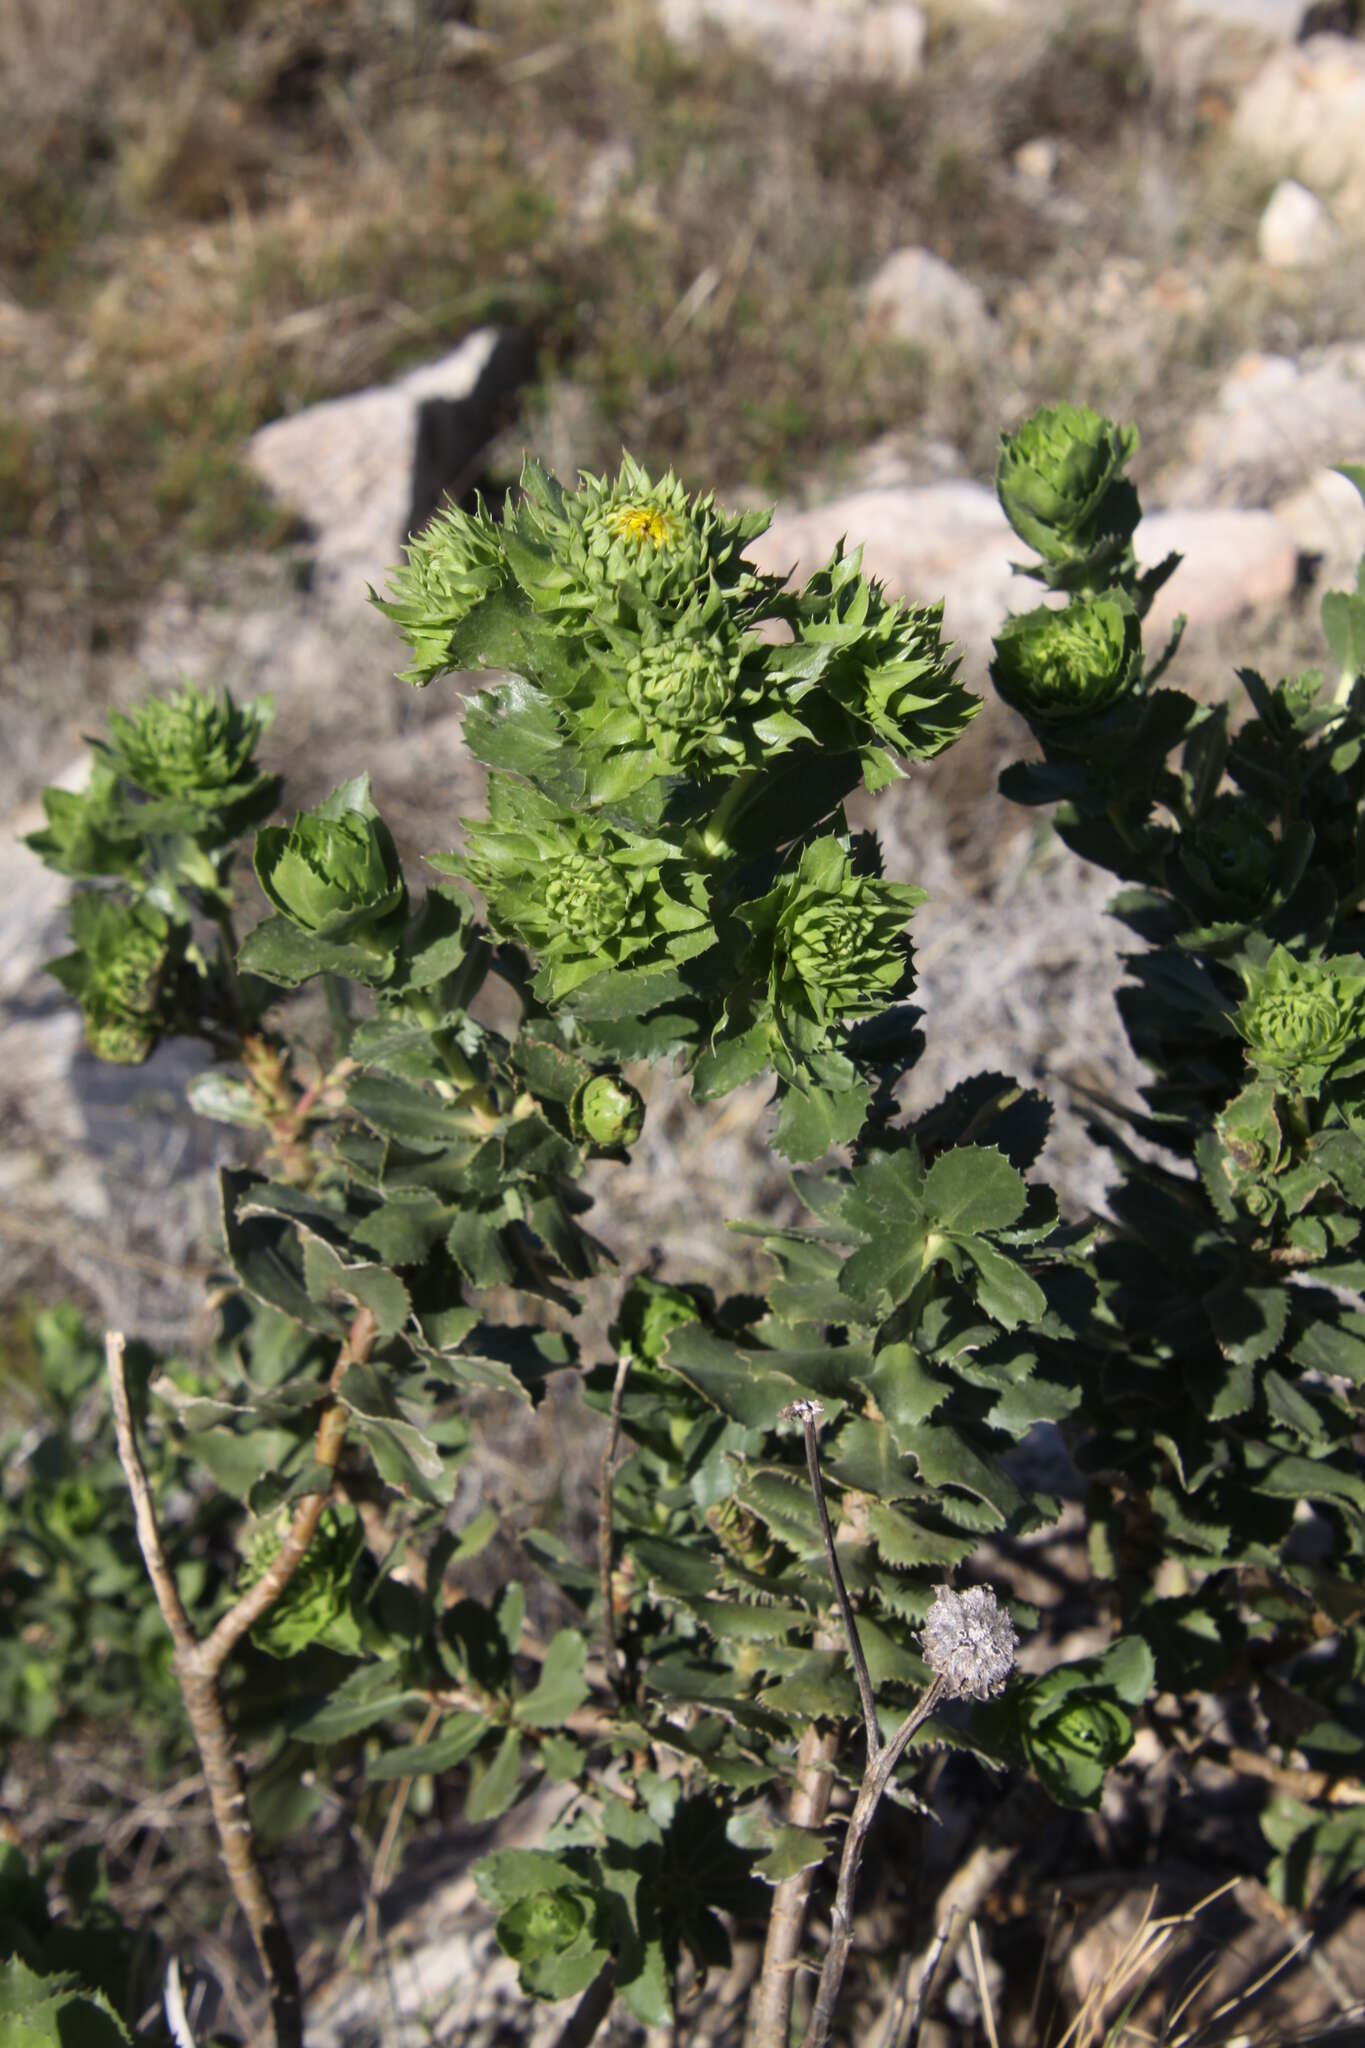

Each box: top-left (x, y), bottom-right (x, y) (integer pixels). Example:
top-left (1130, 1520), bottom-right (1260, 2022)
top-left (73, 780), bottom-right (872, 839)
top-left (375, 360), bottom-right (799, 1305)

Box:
top-left (246, 327), bottom-right (536, 608)
top-left (657, 0), bottom-right (927, 89)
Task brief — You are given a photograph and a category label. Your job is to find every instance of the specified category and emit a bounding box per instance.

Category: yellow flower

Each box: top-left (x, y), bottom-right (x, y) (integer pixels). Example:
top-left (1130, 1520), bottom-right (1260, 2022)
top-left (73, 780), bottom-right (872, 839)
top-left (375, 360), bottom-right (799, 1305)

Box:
top-left (606, 502), bottom-right (679, 551)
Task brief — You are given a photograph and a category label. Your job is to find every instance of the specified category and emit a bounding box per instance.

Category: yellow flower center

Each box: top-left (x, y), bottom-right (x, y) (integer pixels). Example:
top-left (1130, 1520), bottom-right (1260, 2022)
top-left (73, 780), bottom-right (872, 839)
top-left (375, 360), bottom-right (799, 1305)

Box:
top-left (607, 503), bottom-right (678, 551)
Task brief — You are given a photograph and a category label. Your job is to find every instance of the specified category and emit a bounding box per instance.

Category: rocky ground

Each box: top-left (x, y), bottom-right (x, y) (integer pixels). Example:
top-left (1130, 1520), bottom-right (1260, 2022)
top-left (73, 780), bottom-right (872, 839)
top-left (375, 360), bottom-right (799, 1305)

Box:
top-left (5, 1), bottom-right (1365, 2042)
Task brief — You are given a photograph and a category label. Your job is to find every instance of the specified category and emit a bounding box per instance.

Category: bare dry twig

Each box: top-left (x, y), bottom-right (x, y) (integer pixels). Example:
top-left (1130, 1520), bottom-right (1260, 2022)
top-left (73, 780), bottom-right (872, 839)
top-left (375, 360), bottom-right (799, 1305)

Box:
top-left (598, 1349), bottom-right (632, 1698)
top-left (748, 1722), bottom-right (839, 2048)
top-left (105, 1309), bottom-right (378, 2048)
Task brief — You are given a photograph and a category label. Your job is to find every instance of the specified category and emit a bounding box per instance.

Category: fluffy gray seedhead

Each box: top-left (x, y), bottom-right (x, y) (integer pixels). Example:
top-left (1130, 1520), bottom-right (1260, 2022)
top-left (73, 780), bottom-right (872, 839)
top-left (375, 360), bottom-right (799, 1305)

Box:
top-left (920, 1584), bottom-right (1017, 1701)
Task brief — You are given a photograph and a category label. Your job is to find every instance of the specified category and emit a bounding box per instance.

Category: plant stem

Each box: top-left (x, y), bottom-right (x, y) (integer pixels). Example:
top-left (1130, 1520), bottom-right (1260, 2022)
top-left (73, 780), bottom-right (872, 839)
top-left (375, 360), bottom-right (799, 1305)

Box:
top-left (796, 1404), bottom-right (879, 1761)
top-left (105, 1310), bottom-right (377, 2048)
top-left (790, 1401), bottom-right (947, 2048)
top-left (800, 1682), bottom-right (945, 2048)
top-left (598, 1350), bottom-right (632, 1696)
top-left (748, 1721), bottom-right (838, 2048)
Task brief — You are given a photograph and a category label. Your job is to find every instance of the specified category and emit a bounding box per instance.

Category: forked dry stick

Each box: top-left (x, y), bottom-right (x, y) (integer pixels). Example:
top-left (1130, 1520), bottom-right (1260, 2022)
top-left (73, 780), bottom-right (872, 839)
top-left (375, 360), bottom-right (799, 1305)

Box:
top-left (106, 1309), bottom-right (378, 2048)
top-left (783, 1401), bottom-right (1017, 2048)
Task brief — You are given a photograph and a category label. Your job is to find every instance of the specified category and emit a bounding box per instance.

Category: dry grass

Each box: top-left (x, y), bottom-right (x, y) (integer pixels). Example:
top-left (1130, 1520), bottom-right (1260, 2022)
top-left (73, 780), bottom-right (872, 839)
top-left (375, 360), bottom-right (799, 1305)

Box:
top-left (3, 0), bottom-right (1363, 723)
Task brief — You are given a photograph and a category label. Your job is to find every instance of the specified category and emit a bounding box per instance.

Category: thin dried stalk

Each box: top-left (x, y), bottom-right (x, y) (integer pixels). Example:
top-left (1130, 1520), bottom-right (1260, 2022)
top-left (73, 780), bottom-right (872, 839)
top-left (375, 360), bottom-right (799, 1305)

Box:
top-left (106, 1309), bottom-right (377, 2048)
top-left (748, 1722), bottom-right (839, 2048)
top-left (598, 1350), bottom-right (632, 1696)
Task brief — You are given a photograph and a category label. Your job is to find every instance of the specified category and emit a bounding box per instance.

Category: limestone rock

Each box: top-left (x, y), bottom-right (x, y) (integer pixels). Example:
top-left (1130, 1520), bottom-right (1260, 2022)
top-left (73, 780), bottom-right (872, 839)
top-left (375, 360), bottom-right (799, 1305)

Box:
top-left (1232, 33), bottom-right (1365, 222)
top-left (1138, 0), bottom-right (1304, 111)
top-left (747, 481), bottom-right (1300, 663)
top-left (1273, 465), bottom-right (1365, 589)
top-left (245, 327), bottom-right (536, 605)
top-left (1257, 177), bottom-right (1340, 264)
top-left (1162, 344), bottom-right (1365, 506)
top-left (657, 0), bottom-right (926, 90)
top-left (1138, 507), bottom-right (1300, 636)
top-left (864, 247), bottom-right (999, 362)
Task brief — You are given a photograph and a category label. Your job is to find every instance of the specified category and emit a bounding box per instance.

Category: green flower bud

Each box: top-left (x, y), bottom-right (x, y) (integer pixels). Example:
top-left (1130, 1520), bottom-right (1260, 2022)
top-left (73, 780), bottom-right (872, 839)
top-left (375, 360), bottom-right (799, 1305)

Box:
top-left (625, 636), bottom-right (739, 748)
top-left (452, 778), bottom-right (713, 1003)
top-left (241, 1506), bottom-right (367, 1659)
top-left (373, 501), bottom-right (506, 687)
top-left (741, 837), bottom-right (925, 1047)
top-left (48, 892), bottom-right (181, 1065)
top-left (572, 1072), bottom-right (646, 1148)
top-left (790, 545), bottom-right (976, 771)
top-left (1236, 946), bottom-right (1365, 1093)
top-left (1185, 796), bottom-right (1278, 907)
top-left (254, 777), bottom-right (406, 940)
top-left (83, 1007), bottom-right (158, 1065)
top-left (504, 455), bottom-right (774, 630)
top-left (1025, 1692), bottom-right (1133, 1799)
top-left (103, 684), bottom-right (276, 810)
top-left (24, 761), bottom-right (143, 881)
top-left (996, 403), bottom-right (1140, 578)
top-left (991, 593), bottom-right (1142, 736)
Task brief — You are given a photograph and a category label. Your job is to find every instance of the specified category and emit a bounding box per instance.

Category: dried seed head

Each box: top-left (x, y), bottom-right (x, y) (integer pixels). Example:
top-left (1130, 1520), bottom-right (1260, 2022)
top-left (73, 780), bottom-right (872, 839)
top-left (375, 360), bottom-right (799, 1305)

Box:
top-left (920, 1584), bottom-right (1017, 1701)
top-left (780, 1399), bottom-right (825, 1426)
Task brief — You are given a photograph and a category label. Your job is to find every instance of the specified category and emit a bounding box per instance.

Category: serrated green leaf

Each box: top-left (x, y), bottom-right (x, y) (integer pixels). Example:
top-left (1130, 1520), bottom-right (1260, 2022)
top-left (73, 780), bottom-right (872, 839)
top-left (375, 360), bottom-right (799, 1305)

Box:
top-left (301, 1235), bottom-right (411, 1338)
top-left (337, 1363), bottom-right (457, 1504)
top-left (923, 1146), bottom-right (1028, 1233)
top-left (658, 1323), bottom-right (842, 1429)
top-left (961, 1238), bottom-right (1048, 1330)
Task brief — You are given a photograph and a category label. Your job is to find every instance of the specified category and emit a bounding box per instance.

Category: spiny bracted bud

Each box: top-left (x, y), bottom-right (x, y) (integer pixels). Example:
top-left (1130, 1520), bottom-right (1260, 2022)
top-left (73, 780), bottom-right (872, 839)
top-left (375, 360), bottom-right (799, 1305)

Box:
top-left (920, 1584), bottom-right (1017, 1701)
top-left (47, 892), bottom-right (182, 1067)
top-left (372, 501), bottom-right (506, 688)
top-left (996, 403), bottom-right (1140, 581)
top-left (741, 837), bottom-right (925, 1049)
top-left (503, 455), bottom-right (774, 631)
top-left (624, 634), bottom-right (744, 760)
top-left (103, 683), bottom-right (277, 814)
top-left (1235, 944), bottom-right (1365, 1095)
top-left (452, 777), bottom-right (714, 1004)
top-left (254, 777), bottom-right (406, 941)
top-left (788, 544), bottom-right (976, 775)
top-left (990, 593), bottom-right (1142, 736)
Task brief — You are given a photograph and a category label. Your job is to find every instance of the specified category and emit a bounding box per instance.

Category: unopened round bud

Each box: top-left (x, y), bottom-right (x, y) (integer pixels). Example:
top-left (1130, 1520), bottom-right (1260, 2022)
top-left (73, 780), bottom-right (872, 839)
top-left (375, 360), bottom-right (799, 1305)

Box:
top-left (573, 1073), bottom-right (645, 1148)
top-left (920, 1584), bottom-right (1017, 1701)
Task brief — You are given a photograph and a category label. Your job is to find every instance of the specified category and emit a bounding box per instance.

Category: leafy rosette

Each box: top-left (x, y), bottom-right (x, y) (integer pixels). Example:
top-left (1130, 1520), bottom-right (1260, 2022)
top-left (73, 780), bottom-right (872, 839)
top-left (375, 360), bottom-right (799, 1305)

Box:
top-left (500, 455), bottom-right (776, 632)
top-left (372, 500), bottom-right (507, 688)
top-left (47, 892), bottom-right (183, 1065)
top-left (98, 684), bottom-right (280, 837)
top-left (1010, 1637), bottom-right (1153, 1810)
top-left (996, 402), bottom-right (1140, 586)
top-left (254, 778), bottom-right (405, 940)
top-left (564, 595), bottom-right (809, 804)
top-left (740, 837), bottom-right (924, 1055)
top-left (1184, 796), bottom-right (1279, 909)
top-left (990, 592), bottom-right (1142, 742)
top-left (23, 760), bottom-right (144, 881)
top-left (241, 777), bottom-right (408, 987)
top-left (1235, 945), bottom-right (1365, 1096)
top-left (241, 1506), bottom-right (369, 1659)
top-left (780, 544), bottom-right (977, 788)
top-left (1196, 1081), bottom-right (1284, 1228)
top-left (447, 776), bottom-right (714, 1003)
